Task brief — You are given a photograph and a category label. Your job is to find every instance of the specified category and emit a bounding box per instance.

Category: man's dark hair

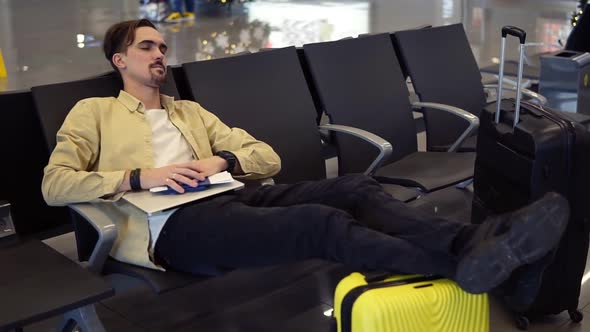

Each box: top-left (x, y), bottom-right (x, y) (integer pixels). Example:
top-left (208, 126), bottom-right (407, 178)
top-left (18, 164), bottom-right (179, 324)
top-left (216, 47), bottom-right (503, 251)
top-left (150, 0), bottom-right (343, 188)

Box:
top-left (103, 19), bottom-right (157, 72)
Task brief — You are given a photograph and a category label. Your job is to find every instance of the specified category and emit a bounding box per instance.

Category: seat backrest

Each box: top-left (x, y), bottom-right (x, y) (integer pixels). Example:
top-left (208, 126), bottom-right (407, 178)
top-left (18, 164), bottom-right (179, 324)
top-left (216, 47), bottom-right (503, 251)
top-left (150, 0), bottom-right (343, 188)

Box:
top-left (32, 76), bottom-right (122, 151)
top-left (32, 70), bottom-right (180, 151)
top-left (393, 23), bottom-right (486, 150)
top-left (296, 47), bottom-right (324, 125)
top-left (31, 70), bottom-right (180, 261)
top-left (358, 24), bottom-right (433, 80)
top-left (169, 64), bottom-right (193, 101)
top-left (0, 90), bottom-right (71, 237)
top-left (181, 47), bottom-right (326, 184)
top-left (302, 34), bottom-right (418, 175)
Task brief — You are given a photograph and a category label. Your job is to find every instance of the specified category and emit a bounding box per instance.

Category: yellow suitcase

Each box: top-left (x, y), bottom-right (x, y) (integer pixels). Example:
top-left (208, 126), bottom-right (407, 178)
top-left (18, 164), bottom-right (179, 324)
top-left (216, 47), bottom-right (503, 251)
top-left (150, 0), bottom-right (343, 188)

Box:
top-left (333, 273), bottom-right (489, 332)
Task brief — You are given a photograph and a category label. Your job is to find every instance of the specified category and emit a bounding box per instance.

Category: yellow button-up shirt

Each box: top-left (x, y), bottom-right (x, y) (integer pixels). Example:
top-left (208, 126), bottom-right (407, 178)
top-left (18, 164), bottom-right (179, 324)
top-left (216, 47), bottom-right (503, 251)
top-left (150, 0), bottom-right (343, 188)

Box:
top-left (42, 90), bottom-right (281, 270)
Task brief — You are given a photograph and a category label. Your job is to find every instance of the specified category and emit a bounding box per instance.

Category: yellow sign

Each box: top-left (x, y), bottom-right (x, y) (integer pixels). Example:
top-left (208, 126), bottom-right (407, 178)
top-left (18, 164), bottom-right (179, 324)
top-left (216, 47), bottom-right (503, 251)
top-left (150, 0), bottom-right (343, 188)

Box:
top-left (0, 49), bottom-right (6, 78)
top-left (585, 73), bottom-right (589, 88)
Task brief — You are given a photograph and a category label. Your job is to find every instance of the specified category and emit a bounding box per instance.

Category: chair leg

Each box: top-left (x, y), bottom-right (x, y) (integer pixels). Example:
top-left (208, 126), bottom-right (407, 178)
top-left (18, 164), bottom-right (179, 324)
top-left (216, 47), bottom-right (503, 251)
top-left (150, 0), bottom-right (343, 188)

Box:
top-left (56, 304), bottom-right (105, 332)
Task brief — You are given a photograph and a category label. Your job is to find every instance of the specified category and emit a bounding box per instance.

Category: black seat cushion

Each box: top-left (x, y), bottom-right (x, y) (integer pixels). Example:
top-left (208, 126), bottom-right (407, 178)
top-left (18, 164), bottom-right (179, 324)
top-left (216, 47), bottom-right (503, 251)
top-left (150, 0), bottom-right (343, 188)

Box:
top-left (429, 135), bottom-right (478, 153)
top-left (103, 259), bottom-right (211, 294)
top-left (374, 152), bottom-right (475, 192)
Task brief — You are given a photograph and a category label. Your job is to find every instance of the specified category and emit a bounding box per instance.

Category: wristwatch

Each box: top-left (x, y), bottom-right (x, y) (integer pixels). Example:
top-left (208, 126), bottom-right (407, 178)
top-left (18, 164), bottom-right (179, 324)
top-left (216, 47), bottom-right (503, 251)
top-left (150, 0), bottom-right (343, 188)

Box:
top-left (216, 150), bottom-right (237, 173)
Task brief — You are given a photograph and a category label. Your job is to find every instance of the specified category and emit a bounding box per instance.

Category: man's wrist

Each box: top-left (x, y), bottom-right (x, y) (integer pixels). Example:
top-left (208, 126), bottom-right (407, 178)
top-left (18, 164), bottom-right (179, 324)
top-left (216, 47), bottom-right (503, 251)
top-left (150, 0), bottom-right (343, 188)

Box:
top-left (215, 156), bottom-right (229, 172)
top-left (215, 150), bottom-right (237, 173)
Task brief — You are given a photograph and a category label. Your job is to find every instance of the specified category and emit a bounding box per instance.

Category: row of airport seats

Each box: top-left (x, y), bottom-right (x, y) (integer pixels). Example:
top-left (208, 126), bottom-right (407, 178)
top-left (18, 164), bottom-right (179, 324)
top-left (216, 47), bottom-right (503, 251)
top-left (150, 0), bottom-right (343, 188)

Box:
top-left (0, 25), bottom-right (503, 331)
top-left (0, 23), bottom-right (496, 239)
top-left (1, 65), bottom-right (353, 331)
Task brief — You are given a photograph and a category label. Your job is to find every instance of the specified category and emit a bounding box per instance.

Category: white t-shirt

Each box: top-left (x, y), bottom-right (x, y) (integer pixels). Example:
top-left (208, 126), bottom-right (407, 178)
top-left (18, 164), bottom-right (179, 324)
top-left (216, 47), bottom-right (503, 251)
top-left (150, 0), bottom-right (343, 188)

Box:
top-left (144, 108), bottom-right (194, 255)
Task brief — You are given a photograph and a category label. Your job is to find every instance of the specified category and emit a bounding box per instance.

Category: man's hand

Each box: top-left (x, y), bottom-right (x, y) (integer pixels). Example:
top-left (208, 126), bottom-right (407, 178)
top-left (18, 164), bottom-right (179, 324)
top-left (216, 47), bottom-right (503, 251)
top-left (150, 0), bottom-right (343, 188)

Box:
top-left (140, 157), bottom-right (228, 193)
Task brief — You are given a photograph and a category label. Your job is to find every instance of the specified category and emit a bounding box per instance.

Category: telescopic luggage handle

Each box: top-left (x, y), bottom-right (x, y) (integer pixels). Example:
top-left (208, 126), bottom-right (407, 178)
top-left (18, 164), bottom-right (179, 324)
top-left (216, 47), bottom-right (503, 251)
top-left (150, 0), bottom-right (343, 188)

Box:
top-left (495, 25), bottom-right (527, 128)
top-left (502, 26), bottom-right (527, 44)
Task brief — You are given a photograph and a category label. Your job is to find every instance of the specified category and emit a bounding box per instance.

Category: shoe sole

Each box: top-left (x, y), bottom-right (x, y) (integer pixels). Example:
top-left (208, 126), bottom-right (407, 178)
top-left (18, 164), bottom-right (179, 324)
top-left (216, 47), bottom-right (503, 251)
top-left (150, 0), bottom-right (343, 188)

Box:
top-left (456, 195), bottom-right (569, 294)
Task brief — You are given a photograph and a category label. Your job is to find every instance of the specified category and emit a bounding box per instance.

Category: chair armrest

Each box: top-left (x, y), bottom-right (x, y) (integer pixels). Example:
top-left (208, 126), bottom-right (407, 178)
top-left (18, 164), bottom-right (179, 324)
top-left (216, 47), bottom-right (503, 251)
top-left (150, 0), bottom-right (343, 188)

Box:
top-left (69, 203), bottom-right (117, 274)
top-left (319, 124), bottom-right (393, 176)
top-left (411, 102), bottom-right (479, 153)
top-left (483, 84), bottom-right (547, 105)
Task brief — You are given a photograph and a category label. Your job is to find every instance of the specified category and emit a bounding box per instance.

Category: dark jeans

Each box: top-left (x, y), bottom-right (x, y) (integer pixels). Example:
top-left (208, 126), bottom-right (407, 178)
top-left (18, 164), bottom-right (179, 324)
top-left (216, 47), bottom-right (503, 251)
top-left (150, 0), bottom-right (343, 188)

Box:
top-left (154, 174), bottom-right (466, 278)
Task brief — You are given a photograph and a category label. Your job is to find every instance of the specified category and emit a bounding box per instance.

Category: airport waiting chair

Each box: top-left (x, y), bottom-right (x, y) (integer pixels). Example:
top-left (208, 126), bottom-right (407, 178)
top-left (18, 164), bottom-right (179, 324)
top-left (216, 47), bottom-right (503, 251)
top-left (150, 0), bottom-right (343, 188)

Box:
top-left (31, 69), bottom-right (354, 331)
top-left (392, 24), bottom-right (484, 152)
top-left (179, 46), bottom-right (476, 223)
top-left (179, 46), bottom-right (422, 202)
top-left (31, 70), bottom-right (202, 294)
top-left (392, 23), bottom-right (546, 152)
top-left (0, 90), bottom-right (71, 238)
top-left (301, 33), bottom-right (478, 194)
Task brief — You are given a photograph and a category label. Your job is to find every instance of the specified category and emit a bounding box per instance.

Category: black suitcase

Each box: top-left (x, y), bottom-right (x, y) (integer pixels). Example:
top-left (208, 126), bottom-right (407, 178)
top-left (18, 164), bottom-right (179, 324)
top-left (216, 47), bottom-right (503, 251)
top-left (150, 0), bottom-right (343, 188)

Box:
top-left (471, 26), bottom-right (590, 330)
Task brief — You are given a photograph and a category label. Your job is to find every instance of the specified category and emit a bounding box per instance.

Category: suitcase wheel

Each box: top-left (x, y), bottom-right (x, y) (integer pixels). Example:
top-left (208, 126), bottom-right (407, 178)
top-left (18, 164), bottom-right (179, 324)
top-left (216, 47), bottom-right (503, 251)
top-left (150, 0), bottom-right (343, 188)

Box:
top-left (515, 315), bottom-right (530, 331)
top-left (569, 309), bottom-right (584, 323)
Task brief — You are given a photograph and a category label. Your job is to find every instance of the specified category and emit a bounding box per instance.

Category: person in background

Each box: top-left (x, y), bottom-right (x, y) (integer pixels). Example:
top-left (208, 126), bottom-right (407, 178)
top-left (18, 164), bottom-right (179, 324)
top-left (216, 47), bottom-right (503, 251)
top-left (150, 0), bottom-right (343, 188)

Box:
top-left (164, 0), bottom-right (195, 22)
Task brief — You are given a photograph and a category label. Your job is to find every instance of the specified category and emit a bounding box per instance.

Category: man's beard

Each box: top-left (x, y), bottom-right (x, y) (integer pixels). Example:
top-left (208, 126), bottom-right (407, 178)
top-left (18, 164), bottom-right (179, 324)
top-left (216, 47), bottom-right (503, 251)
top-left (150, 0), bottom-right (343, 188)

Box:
top-left (149, 64), bottom-right (167, 87)
top-left (150, 69), bottom-right (166, 87)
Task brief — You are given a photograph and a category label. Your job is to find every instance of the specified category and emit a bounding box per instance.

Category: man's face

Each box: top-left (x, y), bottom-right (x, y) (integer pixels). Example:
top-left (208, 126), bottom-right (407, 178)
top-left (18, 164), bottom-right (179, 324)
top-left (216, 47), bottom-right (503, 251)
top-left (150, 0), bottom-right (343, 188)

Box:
top-left (118, 26), bottom-right (168, 87)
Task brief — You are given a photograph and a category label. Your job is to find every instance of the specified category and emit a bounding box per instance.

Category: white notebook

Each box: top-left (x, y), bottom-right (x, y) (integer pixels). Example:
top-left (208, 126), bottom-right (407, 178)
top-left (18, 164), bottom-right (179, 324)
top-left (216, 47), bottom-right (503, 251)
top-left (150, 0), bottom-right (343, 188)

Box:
top-left (122, 172), bottom-right (244, 215)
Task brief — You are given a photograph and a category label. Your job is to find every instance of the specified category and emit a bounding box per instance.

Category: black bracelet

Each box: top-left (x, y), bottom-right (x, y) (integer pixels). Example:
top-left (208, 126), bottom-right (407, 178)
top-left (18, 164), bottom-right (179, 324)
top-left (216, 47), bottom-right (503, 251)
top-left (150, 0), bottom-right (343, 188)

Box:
top-left (216, 151), bottom-right (237, 173)
top-left (130, 168), bottom-right (142, 191)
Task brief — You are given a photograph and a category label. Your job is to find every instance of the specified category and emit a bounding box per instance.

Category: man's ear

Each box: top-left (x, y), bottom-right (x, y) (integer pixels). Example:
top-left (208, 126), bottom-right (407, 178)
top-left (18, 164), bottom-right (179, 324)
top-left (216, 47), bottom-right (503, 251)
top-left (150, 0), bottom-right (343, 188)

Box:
top-left (112, 53), bottom-right (126, 70)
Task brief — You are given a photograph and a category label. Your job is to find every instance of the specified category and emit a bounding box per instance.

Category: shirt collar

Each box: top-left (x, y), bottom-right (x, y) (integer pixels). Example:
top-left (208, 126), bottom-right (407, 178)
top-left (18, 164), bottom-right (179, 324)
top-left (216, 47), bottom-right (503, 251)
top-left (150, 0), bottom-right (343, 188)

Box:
top-left (117, 90), bottom-right (175, 114)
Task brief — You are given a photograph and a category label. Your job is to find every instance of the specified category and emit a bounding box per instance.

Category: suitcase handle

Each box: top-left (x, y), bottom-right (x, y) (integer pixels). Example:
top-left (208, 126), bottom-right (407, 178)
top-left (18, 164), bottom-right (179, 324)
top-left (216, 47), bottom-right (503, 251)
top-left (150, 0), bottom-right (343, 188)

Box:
top-left (496, 25), bottom-right (527, 128)
top-left (502, 26), bottom-right (527, 44)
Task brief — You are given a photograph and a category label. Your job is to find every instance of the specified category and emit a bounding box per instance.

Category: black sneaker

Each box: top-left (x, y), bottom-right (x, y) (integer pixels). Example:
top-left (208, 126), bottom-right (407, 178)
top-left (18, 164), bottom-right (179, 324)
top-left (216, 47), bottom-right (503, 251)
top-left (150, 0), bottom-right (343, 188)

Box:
top-left (455, 192), bottom-right (569, 294)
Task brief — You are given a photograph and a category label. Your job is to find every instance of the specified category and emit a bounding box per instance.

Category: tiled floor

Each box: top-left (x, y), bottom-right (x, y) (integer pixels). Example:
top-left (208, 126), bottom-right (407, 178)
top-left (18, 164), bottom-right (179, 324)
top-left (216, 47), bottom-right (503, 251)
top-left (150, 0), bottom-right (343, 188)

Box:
top-left (3, 0), bottom-right (589, 331)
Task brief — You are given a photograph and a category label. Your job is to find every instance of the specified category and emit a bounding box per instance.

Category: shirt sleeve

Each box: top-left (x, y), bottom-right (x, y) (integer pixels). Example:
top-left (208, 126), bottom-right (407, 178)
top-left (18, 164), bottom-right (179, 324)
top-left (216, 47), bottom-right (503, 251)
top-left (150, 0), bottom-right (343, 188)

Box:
top-left (197, 104), bottom-right (281, 180)
top-left (42, 100), bottom-right (126, 206)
